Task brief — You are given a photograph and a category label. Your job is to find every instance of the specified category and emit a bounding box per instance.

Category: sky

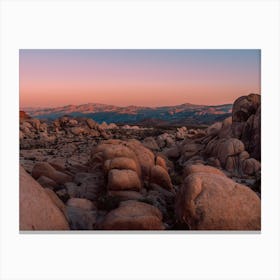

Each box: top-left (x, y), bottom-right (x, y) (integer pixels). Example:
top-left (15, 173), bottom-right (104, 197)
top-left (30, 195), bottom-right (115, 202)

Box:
top-left (19, 49), bottom-right (260, 108)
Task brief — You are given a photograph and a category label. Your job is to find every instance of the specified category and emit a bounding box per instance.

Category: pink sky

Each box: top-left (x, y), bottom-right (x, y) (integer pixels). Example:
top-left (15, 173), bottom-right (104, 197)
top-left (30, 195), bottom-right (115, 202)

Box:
top-left (20, 50), bottom-right (260, 108)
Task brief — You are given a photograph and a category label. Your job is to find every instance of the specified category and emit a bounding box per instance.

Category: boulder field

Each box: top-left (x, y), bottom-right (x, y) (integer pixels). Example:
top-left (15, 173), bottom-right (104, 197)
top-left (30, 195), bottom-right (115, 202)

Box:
top-left (19, 93), bottom-right (261, 230)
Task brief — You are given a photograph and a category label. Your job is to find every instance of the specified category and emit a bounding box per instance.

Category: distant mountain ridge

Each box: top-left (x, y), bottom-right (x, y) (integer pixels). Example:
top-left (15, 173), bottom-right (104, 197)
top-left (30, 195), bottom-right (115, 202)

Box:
top-left (21, 102), bottom-right (232, 126)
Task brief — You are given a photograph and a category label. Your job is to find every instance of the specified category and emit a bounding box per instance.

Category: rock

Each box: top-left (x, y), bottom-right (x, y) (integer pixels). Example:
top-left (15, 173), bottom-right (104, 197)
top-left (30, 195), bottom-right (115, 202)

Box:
top-left (67, 198), bottom-right (95, 210)
top-left (91, 139), bottom-right (173, 195)
top-left (99, 121), bottom-right (108, 129)
top-left (56, 189), bottom-right (70, 203)
top-left (100, 200), bottom-right (165, 230)
top-left (32, 162), bottom-right (72, 184)
top-left (66, 206), bottom-right (97, 230)
top-left (175, 169), bottom-right (261, 230)
top-left (142, 137), bottom-right (160, 151)
top-left (183, 164), bottom-right (225, 178)
top-left (239, 151), bottom-right (250, 162)
top-left (217, 138), bottom-right (245, 166)
top-left (163, 146), bottom-right (180, 159)
top-left (232, 93), bottom-right (260, 123)
top-left (95, 142), bottom-right (136, 162)
top-left (107, 169), bottom-right (141, 191)
top-left (20, 111), bottom-right (31, 121)
top-left (157, 133), bottom-right (174, 148)
top-left (126, 140), bottom-right (155, 180)
top-left (218, 117), bottom-right (233, 139)
top-left (180, 142), bottom-right (204, 162)
top-left (64, 182), bottom-right (80, 198)
top-left (150, 184), bottom-right (175, 198)
top-left (239, 105), bottom-right (261, 160)
top-left (232, 94), bottom-right (261, 160)
top-left (49, 158), bottom-right (66, 172)
top-left (19, 130), bottom-right (24, 140)
top-left (242, 158), bottom-right (261, 175)
top-left (107, 190), bottom-right (144, 201)
top-left (68, 119), bottom-right (78, 126)
top-left (107, 123), bottom-right (118, 129)
top-left (206, 157), bottom-right (221, 168)
top-left (70, 127), bottom-right (85, 136)
top-left (155, 155), bottom-right (168, 171)
top-left (39, 123), bottom-right (48, 132)
top-left (205, 138), bottom-right (245, 167)
top-left (176, 127), bottom-right (188, 140)
top-left (103, 157), bottom-right (140, 176)
top-left (20, 166), bottom-right (69, 230)
top-left (150, 165), bottom-right (173, 191)
top-left (73, 172), bottom-right (104, 201)
top-left (37, 175), bottom-right (57, 189)
top-left (28, 118), bottom-right (41, 130)
top-left (207, 122), bottom-right (222, 136)
top-left (44, 188), bottom-right (67, 215)
top-left (86, 118), bottom-right (98, 129)
top-left (61, 143), bottom-right (77, 154)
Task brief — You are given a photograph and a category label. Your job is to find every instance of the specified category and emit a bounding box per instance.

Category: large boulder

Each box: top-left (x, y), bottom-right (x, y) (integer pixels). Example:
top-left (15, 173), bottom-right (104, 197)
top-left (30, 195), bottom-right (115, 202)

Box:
top-left (232, 93), bottom-right (260, 123)
top-left (91, 139), bottom-right (173, 192)
top-left (183, 164), bottom-right (225, 178)
top-left (175, 165), bottom-right (261, 230)
top-left (100, 200), bottom-right (165, 230)
top-left (150, 165), bottom-right (173, 191)
top-left (232, 94), bottom-right (261, 160)
top-left (20, 166), bottom-right (69, 230)
top-left (107, 169), bottom-right (141, 191)
top-left (205, 138), bottom-right (245, 169)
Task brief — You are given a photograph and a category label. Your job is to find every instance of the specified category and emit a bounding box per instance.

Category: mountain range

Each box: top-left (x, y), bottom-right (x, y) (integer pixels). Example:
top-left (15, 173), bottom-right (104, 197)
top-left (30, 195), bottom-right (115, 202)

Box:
top-left (21, 102), bottom-right (232, 126)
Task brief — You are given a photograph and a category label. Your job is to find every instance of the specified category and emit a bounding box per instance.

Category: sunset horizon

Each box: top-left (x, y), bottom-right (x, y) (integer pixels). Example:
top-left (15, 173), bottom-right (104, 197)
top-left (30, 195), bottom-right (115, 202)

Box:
top-left (20, 49), bottom-right (260, 108)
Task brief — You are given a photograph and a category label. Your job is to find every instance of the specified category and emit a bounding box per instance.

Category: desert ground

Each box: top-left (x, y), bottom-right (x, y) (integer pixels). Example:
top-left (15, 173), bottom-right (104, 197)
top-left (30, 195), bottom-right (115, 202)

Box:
top-left (19, 93), bottom-right (261, 230)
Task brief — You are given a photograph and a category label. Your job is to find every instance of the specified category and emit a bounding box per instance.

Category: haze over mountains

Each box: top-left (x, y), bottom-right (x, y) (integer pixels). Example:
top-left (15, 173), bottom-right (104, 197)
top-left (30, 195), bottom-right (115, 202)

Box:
top-left (22, 102), bottom-right (232, 126)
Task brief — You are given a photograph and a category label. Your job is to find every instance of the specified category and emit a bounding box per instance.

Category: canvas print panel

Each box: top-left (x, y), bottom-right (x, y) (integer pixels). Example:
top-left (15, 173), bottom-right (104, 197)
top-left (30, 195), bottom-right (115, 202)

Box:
top-left (19, 49), bottom-right (261, 231)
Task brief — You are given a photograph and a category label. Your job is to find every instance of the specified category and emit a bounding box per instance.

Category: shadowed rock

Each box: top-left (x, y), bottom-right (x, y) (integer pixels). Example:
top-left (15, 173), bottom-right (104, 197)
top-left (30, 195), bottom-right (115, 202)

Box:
top-left (100, 200), bottom-right (165, 230)
top-left (32, 162), bottom-right (72, 184)
top-left (20, 166), bottom-right (69, 230)
top-left (232, 94), bottom-right (261, 160)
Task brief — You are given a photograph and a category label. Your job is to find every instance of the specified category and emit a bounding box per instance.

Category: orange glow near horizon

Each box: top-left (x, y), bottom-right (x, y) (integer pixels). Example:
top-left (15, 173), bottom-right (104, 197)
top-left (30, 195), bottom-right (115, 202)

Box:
top-left (20, 50), bottom-right (261, 108)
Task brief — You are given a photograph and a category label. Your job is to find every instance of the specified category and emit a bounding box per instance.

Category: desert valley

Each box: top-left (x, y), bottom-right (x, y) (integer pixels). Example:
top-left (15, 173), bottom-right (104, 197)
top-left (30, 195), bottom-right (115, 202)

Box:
top-left (19, 93), bottom-right (261, 231)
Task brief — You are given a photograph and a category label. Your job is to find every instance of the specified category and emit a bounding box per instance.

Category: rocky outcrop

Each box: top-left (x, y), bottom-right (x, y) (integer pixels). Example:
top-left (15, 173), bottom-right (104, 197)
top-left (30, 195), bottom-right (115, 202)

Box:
top-left (90, 139), bottom-right (174, 192)
top-left (20, 166), bottom-right (69, 230)
top-left (232, 94), bottom-right (261, 160)
top-left (204, 135), bottom-right (260, 176)
top-left (175, 164), bottom-right (261, 230)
